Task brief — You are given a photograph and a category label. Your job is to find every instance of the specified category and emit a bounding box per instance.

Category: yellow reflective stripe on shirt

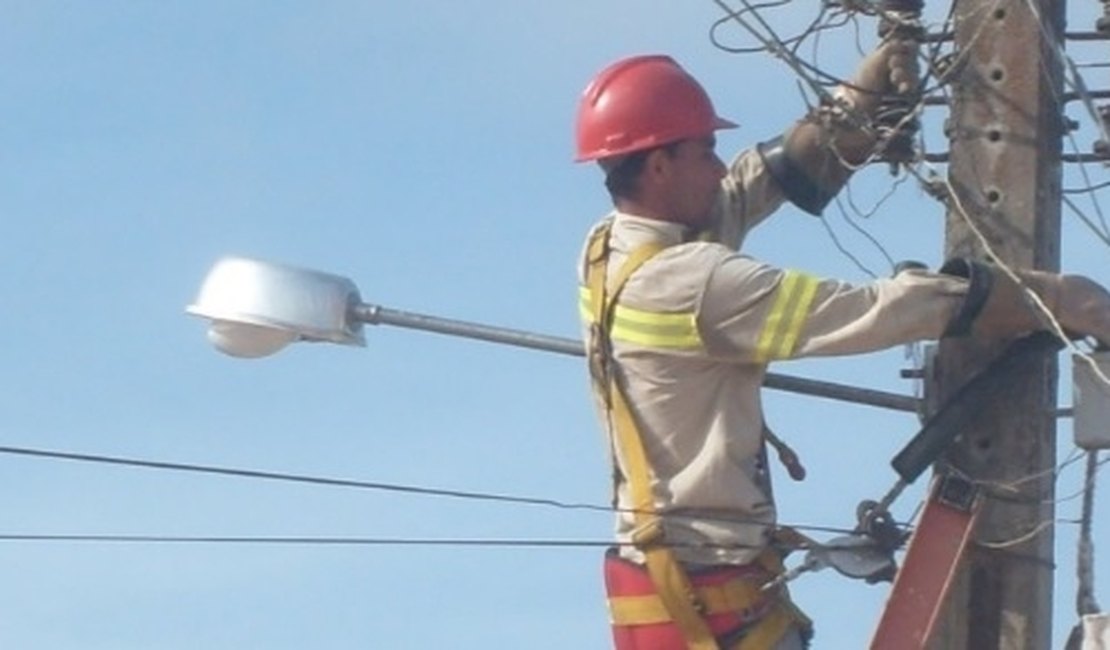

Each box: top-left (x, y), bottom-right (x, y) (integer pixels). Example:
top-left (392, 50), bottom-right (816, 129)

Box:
top-left (578, 287), bottom-right (595, 323)
top-left (754, 270), bottom-right (819, 362)
top-left (578, 286), bottom-right (702, 349)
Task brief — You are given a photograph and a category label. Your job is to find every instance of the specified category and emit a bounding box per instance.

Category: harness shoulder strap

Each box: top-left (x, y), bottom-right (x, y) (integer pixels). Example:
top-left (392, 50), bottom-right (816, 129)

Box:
top-left (584, 226), bottom-right (720, 650)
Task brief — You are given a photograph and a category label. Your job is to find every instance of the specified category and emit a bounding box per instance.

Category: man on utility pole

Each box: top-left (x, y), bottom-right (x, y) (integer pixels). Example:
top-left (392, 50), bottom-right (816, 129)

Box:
top-left (929, 1), bottom-right (1064, 648)
top-left (570, 22), bottom-right (1110, 648)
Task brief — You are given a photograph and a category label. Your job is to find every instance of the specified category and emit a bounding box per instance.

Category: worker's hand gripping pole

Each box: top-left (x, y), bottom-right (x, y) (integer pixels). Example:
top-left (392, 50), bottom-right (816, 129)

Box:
top-left (874, 0), bottom-right (924, 169)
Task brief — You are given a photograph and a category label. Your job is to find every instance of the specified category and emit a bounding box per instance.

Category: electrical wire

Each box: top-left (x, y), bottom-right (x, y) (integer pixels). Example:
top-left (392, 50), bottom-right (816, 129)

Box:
top-left (0, 534), bottom-right (618, 548)
top-left (967, 455), bottom-right (1107, 550)
top-left (710, 0), bottom-right (845, 101)
top-left (1016, 0), bottom-right (1110, 244)
top-left (981, 3), bottom-right (1110, 392)
top-left (700, 6), bottom-right (1110, 597)
top-left (977, 446), bottom-right (1085, 503)
top-left (0, 532), bottom-right (848, 553)
top-left (1058, 59), bottom-right (1110, 240)
top-left (709, 0), bottom-right (815, 55)
top-left (0, 534), bottom-right (774, 551)
top-left (917, 152), bottom-right (1110, 392)
top-left (835, 171), bottom-right (908, 274)
top-left (821, 197), bottom-right (883, 277)
top-left (709, 0), bottom-right (1110, 508)
top-left (709, 0), bottom-right (938, 274)
top-left (0, 444), bottom-right (863, 539)
top-left (11, 3), bottom-right (1101, 573)
top-left (1063, 180), bottom-right (1110, 196)
top-left (976, 518), bottom-right (1064, 550)
top-left (1063, 195), bottom-right (1110, 249)
top-left (0, 444), bottom-right (609, 513)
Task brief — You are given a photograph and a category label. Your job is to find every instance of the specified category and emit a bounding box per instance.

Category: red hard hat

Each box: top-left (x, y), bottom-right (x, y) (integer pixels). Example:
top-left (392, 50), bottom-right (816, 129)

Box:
top-left (575, 55), bottom-right (737, 162)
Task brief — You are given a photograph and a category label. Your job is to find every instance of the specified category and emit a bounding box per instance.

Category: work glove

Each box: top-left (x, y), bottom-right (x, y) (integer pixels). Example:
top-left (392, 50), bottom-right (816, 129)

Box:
top-left (841, 37), bottom-right (920, 115)
top-left (791, 38), bottom-right (921, 165)
top-left (947, 261), bottom-right (1110, 348)
top-left (821, 38), bottom-right (921, 164)
top-left (1054, 275), bottom-right (1110, 347)
top-left (766, 38), bottom-right (922, 212)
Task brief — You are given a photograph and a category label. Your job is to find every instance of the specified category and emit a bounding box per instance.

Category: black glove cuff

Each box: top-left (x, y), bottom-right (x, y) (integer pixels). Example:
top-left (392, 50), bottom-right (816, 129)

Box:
top-left (939, 258), bottom-right (994, 337)
top-left (756, 135), bottom-right (836, 216)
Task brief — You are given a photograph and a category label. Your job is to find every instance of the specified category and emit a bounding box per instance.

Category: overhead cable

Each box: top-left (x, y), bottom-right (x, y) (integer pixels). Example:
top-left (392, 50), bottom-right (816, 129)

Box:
top-left (0, 445), bottom-right (607, 513)
top-left (0, 444), bottom-right (861, 538)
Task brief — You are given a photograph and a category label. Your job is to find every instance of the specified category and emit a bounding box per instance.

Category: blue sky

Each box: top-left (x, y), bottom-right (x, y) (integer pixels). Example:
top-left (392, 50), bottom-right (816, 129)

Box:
top-left (1, 2), bottom-right (1108, 648)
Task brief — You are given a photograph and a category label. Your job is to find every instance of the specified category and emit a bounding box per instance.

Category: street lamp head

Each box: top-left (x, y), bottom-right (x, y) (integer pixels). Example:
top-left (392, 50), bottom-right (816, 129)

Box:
top-left (187, 256), bottom-right (366, 358)
top-left (205, 320), bottom-right (297, 358)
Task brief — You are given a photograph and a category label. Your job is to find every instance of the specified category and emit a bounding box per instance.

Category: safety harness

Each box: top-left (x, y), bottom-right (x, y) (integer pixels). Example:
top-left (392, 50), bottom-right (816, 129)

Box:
top-left (582, 221), bottom-right (810, 650)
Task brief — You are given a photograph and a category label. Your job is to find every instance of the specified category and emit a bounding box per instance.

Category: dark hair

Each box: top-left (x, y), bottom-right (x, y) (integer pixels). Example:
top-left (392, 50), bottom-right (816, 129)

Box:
top-left (603, 142), bottom-right (681, 201)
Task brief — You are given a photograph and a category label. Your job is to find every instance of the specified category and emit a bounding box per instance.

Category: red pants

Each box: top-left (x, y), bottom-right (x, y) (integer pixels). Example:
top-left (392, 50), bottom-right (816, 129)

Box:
top-left (604, 550), bottom-right (776, 649)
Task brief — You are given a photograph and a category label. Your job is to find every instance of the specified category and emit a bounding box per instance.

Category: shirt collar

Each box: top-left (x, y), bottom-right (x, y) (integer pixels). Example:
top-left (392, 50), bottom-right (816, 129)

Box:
top-left (610, 211), bottom-right (689, 250)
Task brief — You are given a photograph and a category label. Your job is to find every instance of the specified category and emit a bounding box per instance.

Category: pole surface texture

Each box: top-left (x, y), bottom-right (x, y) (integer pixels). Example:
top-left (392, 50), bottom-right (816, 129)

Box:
top-left (929, 0), bottom-right (1064, 647)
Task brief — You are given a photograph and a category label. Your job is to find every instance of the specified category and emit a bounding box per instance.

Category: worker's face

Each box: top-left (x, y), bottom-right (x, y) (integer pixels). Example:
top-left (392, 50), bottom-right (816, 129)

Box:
top-left (658, 136), bottom-right (726, 225)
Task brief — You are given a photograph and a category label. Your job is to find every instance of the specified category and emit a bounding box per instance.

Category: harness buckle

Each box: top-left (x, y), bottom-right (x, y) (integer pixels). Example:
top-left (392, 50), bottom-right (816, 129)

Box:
top-left (630, 518), bottom-right (665, 548)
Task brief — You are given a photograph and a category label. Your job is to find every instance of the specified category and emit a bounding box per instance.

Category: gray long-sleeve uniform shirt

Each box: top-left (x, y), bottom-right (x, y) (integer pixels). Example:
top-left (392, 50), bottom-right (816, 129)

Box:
top-left (578, 147), bottom-right (969, 567)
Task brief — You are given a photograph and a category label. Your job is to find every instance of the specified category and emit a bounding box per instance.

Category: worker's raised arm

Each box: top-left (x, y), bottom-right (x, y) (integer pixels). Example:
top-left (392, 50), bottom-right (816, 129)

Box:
top-left (753, 38), bottom-right (921, 217)
top-left (936, 260), bottom-right (1110, 347)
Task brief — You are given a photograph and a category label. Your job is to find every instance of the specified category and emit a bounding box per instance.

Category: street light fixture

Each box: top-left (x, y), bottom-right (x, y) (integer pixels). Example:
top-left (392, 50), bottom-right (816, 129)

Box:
top-left (186, 257), bottom-right (364, 358)
top-left (187, 256), bottom-right (585, 359)
top-left (186, 255), bottom-right (922, 413)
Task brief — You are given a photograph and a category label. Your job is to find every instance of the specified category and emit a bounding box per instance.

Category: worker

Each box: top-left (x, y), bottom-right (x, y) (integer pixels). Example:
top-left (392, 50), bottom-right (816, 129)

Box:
top-left (574, 40), bottom-right (1110, 650)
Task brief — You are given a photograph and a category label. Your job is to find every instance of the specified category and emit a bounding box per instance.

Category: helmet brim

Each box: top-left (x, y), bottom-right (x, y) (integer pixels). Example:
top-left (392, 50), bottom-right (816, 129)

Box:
top-left (713, 116), bottom-right (739, 130)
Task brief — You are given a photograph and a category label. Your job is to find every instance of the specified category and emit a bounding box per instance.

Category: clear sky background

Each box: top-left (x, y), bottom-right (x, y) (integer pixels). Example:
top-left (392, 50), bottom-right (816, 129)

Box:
top-left (2, 2), bottom-right (1108, 648)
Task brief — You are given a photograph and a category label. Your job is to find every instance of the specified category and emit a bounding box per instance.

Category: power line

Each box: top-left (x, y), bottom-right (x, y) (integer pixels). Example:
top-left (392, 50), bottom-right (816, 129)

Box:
top-left (7, 438), bottom-right (1101, 554)
top-left (0, 444), bottom-right (607, 512)
top-left (1063, 180), bottom-right (1110, 195)
top-left (0, 532), bottom-right (897, 554)
top-left (0, 534), bottom-right (618, 549)
top-left (0, 444), bottom-right (860, 537)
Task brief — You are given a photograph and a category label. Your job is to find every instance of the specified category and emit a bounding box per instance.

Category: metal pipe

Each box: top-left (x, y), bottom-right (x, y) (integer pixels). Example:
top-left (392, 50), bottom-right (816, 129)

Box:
top-left (920, 90), bottom-right (1110, 107)
top-left (351, 303), bottom-right (922, 414)
top-left (923, 152), bottom-right (1110, 164)
top-left (354, 303), bottom-right (584, 356)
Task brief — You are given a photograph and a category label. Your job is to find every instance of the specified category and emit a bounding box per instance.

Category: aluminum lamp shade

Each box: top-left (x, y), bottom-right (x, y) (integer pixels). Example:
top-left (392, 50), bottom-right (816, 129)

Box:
top-left (187, 257), bottom-right (366, 358)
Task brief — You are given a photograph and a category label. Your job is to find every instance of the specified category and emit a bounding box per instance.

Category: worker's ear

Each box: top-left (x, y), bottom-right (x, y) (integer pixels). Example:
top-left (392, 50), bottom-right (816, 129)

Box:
top-left (642, 146), bottom-right (676, 184)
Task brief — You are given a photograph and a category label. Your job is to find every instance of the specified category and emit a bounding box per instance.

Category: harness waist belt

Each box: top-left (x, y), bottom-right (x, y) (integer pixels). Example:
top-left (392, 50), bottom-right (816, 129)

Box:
top-left (609, 579), bottom-right (772, 625)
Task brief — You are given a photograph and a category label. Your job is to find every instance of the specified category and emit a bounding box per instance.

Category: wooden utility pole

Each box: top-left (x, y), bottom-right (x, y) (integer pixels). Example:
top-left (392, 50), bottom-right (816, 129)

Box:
top-left (928, 0), bottom-right (1065, 648)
